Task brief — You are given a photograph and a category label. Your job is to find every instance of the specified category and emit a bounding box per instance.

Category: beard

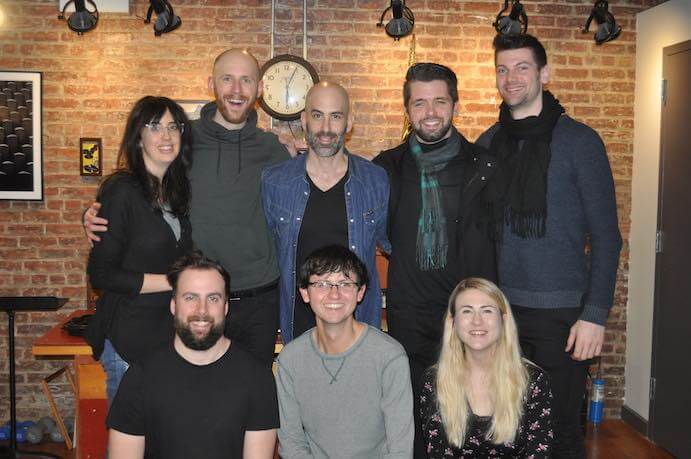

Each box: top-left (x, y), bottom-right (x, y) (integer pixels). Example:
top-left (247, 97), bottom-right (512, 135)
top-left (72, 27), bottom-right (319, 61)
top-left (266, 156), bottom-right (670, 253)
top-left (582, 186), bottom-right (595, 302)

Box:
top-left (214, 88), bottom-right (257, 126)
top-left (412, 116), bottom-right (453, 143)
top-left (175, 315), bottom-right (225, 351)
top-left (306, 129), bottom-right (346, 158)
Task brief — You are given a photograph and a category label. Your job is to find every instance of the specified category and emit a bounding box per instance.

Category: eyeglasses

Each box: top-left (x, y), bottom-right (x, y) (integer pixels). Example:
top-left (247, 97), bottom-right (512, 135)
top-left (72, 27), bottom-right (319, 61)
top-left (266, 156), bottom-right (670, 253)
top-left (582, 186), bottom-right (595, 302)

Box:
top-left (307, 280), bottom-right (360, 293)
top-left (144, 122), bottom-right (184, 136)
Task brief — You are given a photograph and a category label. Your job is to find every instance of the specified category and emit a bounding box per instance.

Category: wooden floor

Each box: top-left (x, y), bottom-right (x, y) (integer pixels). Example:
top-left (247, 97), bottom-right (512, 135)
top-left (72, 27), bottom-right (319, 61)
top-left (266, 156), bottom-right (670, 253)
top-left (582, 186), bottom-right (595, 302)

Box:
top-left (2, 420), bottom-right (674, 459)
top-left (585, 421), bottom-right (675, 459)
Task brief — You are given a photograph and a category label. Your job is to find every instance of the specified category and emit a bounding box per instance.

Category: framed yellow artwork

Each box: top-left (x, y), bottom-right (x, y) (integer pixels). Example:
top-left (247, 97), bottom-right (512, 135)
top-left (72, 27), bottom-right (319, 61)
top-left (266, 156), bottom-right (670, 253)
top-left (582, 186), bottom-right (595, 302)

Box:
top-left (80, 137), bottom-right (102, 176)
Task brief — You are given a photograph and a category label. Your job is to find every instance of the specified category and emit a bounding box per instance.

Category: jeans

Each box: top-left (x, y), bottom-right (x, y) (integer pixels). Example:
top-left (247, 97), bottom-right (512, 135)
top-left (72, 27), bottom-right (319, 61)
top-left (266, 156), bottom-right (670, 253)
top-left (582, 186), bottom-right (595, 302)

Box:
top-left (100, 339), bottom-right (129, 405)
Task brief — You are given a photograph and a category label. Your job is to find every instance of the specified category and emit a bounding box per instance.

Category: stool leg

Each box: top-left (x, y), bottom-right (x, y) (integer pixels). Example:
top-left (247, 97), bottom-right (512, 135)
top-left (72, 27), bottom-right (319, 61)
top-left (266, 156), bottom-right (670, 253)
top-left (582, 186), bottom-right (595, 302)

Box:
top-left (41, 367), bottom-right (74, 450)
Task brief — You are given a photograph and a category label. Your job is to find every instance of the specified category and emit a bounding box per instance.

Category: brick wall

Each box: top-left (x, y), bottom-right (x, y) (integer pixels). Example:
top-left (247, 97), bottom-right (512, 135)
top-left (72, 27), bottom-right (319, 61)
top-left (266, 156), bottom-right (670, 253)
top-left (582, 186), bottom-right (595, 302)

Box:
top-left (0, 0), bottom-right (662, 421)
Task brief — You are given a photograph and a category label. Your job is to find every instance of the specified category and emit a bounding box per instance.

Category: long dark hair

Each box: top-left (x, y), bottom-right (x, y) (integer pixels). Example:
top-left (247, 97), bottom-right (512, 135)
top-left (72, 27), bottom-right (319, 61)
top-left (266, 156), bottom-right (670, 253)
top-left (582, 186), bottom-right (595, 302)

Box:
top-left (106, 96), bottom-right (192, 216)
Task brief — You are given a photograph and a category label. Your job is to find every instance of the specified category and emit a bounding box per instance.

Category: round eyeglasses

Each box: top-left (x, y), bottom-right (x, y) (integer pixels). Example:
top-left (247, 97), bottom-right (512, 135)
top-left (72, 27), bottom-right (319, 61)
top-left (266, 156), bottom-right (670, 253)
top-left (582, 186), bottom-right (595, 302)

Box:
top-left (144, 122), bottom-right (184, 136)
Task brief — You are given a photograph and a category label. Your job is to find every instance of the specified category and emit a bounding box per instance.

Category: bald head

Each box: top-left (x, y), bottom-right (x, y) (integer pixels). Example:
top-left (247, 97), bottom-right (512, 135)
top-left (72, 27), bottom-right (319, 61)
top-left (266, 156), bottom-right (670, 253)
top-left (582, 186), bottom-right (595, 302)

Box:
top-left (208, 49), bottom-right (262, 130)
top-left (305, 82), bottom-right (350, 118)
top-left (213, 49), bottom-right (260, 80)
top-left (302, 81), bottom-right (353, 158)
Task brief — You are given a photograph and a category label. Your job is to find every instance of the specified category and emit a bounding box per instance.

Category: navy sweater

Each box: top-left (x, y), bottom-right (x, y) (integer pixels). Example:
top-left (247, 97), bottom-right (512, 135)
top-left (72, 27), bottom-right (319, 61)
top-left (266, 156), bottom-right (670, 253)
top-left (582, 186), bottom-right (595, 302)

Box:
top-left (477, 115), bottom-right (622, 325)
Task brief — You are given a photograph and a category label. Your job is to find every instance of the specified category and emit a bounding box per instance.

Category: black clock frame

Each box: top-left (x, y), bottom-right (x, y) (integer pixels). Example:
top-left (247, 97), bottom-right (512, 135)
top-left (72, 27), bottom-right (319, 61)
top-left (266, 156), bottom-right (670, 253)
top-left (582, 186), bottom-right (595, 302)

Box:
top-left (259, 54), bottom-right (320, 121)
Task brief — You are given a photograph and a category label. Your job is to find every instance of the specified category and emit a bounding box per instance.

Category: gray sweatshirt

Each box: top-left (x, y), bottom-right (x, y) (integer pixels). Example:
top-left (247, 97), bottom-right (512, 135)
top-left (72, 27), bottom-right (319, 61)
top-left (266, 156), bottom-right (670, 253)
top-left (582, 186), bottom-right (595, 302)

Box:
top-left (189, 103), bottom-right (289, 290)
top-left (276, 325), bottom-right (414, 459)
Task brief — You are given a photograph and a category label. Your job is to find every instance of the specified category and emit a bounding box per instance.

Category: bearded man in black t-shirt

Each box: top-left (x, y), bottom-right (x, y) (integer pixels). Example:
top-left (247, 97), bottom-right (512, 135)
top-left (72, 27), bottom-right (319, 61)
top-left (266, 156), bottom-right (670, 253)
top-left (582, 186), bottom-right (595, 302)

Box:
top-left (107, 253), bottom-right (279, 459)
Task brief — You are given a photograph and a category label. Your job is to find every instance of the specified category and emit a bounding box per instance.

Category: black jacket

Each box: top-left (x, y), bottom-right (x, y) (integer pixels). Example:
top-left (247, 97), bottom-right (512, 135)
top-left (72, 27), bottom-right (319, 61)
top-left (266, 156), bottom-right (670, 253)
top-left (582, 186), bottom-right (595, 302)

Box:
top-left (86, 173), bottom-right (193, 361)
top-left (373, 134), bottom-right (497, 283)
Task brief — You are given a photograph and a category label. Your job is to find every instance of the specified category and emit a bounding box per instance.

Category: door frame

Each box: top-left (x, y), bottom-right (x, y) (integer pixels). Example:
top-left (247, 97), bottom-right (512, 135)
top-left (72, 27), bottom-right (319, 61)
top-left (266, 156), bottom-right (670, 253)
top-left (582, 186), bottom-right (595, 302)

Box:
top-left (648, 38), bottom-right (691, 446)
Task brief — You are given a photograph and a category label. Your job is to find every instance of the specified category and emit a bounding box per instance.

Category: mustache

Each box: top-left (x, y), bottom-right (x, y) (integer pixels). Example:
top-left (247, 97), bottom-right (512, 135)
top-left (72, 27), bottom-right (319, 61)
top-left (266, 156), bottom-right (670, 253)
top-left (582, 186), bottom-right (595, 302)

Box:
top-left (420, 117), bottom-right (443, 123)
top-left (313, 131), bottom-right (338, 140)
top-left (186, 314), bottom-right (214, 323)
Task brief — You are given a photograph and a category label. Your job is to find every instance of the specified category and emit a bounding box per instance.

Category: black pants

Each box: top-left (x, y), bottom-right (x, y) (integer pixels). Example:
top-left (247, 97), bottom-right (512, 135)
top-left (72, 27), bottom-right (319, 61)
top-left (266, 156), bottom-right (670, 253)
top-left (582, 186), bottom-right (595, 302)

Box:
top-left (387, 302), bottom-right (446, 459)
top-left (224, 285), bottom-right (280, 367)
top-left (513, 305), bottom-right (589, 459)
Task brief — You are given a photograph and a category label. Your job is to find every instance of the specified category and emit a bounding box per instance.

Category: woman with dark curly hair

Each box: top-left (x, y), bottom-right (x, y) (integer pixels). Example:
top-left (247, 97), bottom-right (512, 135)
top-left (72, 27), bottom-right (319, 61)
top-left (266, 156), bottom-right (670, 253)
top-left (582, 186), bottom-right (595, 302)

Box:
top-left (86, 96), bottom-right (193, 403)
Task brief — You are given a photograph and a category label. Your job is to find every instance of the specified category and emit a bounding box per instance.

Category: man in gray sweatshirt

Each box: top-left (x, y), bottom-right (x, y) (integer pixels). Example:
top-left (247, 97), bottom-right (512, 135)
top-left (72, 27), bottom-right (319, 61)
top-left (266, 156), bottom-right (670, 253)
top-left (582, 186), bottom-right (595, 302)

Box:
top-left (85, 49), bottom-right (290, 366)
top-left (189, 49), bottom-right (289, 365)
top-left (276, 245), bottom-right (414, 459)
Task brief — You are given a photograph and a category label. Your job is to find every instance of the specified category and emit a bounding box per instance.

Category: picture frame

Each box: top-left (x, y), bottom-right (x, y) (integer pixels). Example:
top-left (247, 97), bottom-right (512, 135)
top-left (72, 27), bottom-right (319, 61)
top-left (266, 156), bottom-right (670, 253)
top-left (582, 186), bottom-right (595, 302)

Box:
top-left (80, 137), bottom-right (103, 176)
top-left (0, 71), bottom-right (42, 200)
top-left (176, 100), bottom-right (207, 121)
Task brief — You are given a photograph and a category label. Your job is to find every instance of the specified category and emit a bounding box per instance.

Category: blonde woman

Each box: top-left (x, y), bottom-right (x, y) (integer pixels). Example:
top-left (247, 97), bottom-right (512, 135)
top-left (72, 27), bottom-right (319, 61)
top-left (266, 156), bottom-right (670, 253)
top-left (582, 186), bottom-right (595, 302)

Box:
top-left (419, 278), bottom-right (553, 457)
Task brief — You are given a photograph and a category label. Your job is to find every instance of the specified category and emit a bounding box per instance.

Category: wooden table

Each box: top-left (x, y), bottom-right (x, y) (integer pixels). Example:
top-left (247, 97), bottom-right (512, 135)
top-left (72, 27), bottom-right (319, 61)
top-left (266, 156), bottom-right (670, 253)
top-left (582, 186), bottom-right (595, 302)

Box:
top-left (32, 310), bottom-right (107, 459)
top-left (32, 310), bottom-right (94, 357)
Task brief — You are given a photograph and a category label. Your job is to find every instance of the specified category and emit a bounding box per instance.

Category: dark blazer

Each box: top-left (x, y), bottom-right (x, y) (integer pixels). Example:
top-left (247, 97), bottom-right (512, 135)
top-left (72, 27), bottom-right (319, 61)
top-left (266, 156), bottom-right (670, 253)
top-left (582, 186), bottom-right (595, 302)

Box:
top-left (373, 133), bottom-right (498, 282)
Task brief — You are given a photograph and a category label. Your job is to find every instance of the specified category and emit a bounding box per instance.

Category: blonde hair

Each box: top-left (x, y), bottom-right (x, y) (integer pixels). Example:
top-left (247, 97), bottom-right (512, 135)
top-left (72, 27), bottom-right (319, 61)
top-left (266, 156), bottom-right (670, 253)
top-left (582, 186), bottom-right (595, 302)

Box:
top-left (433, 277), bottom-right (528, 447)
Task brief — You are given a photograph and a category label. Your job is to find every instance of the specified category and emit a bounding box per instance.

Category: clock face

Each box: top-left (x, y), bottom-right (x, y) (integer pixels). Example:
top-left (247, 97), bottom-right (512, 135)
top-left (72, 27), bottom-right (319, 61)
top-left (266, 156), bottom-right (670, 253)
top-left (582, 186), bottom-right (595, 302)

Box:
top-left (260, 55), bottom-right (319, 121)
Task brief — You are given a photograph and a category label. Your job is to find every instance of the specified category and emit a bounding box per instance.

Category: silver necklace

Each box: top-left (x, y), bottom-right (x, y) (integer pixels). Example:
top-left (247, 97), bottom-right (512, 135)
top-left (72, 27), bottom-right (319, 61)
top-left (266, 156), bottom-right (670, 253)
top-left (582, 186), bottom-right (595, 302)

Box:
top-left (321, 356), bottom-right (346, 384)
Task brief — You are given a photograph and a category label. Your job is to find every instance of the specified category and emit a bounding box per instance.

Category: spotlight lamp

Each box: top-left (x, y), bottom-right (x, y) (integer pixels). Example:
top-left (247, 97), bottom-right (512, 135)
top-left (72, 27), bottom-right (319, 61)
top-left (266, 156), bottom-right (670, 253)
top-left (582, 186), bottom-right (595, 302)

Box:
top-left (377, 0), bottom-right (415, 41)
top-left (145, 0), bottom-right (181, 36)
top-left (583, 0), bottom-right (621, 45)
top-left (493, 0), bottom-right (528, 36)
top-left (58, 0), bottom-right (99, 35)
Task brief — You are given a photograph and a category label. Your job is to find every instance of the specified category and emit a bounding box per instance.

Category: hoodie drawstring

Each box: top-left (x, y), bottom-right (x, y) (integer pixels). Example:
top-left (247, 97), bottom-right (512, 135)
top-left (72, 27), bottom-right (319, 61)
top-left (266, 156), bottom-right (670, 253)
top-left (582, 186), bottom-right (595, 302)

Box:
top-left (216, 142), bottom-right (221, 177)
top-left (237, 130), bottom-right (242, 175)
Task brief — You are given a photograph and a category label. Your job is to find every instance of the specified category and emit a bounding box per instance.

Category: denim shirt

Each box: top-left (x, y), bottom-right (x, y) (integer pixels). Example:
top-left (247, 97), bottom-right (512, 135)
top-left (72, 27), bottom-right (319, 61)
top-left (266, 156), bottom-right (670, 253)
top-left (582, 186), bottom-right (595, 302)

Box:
top-left (261, 151), bottom-right (390, 343)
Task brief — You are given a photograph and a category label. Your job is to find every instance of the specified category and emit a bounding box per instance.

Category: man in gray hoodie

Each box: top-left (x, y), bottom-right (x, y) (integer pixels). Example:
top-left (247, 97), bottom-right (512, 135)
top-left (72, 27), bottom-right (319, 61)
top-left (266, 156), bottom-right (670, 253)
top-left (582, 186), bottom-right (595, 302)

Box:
top-left (85, 49), bottom-right (290, 366)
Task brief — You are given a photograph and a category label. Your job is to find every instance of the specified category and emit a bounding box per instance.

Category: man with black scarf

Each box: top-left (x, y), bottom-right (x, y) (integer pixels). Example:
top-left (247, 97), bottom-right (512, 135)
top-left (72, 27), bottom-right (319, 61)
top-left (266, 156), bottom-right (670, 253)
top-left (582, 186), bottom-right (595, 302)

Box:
top-left (373, 63), bottom-right (497, 458)
top-left (477, 34), bottom-right (622, 458)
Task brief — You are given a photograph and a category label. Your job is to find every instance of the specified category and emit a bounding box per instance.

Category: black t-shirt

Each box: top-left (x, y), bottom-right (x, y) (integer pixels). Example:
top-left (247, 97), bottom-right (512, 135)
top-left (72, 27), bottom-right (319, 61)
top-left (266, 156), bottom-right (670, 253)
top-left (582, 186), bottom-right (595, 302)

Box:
top-left (388, 140), bottom-right (464, 310)
top-left (293, 173), bottom-right (349, 337)
top-left (107, 343), bottom-right (279, 459)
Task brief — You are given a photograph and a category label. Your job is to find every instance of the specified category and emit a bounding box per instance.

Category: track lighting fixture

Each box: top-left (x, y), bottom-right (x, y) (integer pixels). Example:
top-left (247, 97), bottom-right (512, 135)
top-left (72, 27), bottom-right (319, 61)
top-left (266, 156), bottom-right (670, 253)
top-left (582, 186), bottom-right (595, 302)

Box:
top-left (376, 0), bottom-right (415, 41)
top-left (493, 0), bottom-right (528, 36)
top-left (58, 0), bottom-right (98, 35)
top-left (583, 0), bottom-right (621, 45)
top-left (145, 0), bottom-right (181, 36)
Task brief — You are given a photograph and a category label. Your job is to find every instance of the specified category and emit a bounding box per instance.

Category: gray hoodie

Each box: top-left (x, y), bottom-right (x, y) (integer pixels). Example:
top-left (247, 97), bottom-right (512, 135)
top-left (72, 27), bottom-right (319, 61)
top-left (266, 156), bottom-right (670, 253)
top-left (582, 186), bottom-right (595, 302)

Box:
top-left (189, 102), bottom-right (290, 290)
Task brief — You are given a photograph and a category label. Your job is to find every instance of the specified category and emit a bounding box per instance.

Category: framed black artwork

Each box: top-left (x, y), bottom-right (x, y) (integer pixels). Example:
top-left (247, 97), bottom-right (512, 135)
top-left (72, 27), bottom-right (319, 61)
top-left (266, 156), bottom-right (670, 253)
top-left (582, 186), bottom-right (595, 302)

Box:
top-left (0, 71), bottom-right (42, 200)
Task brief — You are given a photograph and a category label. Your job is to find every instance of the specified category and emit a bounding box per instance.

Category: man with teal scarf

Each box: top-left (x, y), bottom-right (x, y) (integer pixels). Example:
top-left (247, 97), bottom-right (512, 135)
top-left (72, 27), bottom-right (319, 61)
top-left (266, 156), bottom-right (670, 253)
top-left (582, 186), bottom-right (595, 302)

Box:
top-left (373, 63), bottom-right (497, 458)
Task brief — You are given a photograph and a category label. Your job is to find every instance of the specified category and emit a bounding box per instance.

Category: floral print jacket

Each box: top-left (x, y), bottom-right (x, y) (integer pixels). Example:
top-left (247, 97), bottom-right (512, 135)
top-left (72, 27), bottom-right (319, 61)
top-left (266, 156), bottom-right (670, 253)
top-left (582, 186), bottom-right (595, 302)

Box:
top-left (420, 361), bottom-right (553, 458)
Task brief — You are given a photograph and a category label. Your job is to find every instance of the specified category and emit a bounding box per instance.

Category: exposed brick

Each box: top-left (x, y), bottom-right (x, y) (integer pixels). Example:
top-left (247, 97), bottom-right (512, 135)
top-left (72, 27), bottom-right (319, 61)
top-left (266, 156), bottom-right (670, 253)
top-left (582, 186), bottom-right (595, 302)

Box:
top-left (0, 0), bottom-right (660, 423)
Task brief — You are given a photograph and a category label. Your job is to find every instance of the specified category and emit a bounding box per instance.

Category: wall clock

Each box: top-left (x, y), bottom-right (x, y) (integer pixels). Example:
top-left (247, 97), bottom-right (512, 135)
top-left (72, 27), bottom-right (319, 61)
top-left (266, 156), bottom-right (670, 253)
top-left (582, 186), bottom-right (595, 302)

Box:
top-left (259, 54), bottom-right (319, 121)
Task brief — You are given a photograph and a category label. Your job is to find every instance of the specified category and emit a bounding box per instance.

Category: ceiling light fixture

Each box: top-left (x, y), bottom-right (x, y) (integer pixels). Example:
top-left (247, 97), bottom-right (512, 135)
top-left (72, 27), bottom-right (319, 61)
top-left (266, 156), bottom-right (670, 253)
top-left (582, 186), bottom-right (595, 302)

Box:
top-left (58, 0), bottom-right (99, 35)
top-left (376, 0), bottom-right (414, 41)
top-left (583, 0), bottom-right (621, 45)
top-left (493, 0), bottom-right (528, 36)
top-left (145, 0), bottom-right (181, 36)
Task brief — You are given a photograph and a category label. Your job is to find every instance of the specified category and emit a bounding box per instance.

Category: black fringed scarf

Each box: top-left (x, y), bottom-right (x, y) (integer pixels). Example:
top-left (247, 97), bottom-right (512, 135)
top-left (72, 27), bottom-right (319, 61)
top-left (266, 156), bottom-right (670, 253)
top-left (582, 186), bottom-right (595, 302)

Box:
top-left (484, 91), bottom-right (565, 239)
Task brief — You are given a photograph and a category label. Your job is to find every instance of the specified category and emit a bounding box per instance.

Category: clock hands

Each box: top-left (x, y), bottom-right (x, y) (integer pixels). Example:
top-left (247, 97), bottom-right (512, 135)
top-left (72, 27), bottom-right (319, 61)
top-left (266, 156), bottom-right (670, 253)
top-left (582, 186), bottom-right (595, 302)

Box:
top-left (285, 67), bottom-right (299, 108)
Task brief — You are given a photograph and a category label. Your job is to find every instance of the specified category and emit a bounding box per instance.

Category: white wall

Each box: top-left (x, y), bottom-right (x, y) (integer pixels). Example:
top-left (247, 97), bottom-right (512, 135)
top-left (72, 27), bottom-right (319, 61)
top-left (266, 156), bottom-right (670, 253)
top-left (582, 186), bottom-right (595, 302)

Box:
top-left (626, 0), bottom-right (691, 421)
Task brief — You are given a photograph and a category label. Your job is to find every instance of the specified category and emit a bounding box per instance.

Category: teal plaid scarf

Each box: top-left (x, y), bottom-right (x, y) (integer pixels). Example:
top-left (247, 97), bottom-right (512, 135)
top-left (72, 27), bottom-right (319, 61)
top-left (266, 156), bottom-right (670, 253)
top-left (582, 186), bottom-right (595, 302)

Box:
top-left (408, 129), bottom-right (461, 270)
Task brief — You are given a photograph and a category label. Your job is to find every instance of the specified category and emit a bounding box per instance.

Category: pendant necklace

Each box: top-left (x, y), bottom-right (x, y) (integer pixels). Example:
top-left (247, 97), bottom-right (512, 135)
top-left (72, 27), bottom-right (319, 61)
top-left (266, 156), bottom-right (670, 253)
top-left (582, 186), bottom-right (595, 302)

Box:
top-left (321, 356), bottom-right (346, 384)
